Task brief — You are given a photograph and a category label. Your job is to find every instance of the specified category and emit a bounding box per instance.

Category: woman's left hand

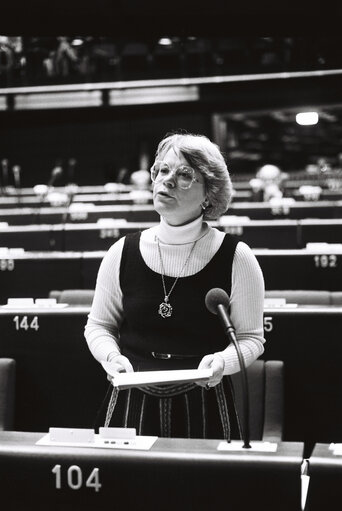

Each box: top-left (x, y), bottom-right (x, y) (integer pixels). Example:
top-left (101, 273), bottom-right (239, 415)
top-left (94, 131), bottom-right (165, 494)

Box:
top-left (196, 353), bottom-right (225, 388)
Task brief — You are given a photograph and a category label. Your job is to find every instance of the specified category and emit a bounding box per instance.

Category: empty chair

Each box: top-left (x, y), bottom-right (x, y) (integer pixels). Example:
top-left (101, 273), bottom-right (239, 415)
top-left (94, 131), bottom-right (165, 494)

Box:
top-left (265, 289), bottom-right (342, 305)
top-left (0, 358), bottom-right (16, 430)
top-left (231, 360), bottom-right (284, 441)
top-left (265, 289), bottom-right (331, 305)
top-left (49, 289), bottom-right (95, 305)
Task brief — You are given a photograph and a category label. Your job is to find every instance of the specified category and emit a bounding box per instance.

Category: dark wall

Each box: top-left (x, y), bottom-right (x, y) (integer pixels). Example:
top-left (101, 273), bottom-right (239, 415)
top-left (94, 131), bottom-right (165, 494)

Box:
top-left (3, 72), bottom-right (342, 186)
top-left (1, 104), bottom-right (211, 187)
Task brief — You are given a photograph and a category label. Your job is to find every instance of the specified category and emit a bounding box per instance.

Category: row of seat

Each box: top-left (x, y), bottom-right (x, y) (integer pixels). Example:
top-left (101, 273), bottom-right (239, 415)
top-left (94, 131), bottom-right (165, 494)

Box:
top-left (0, 305), bottom-right (340, 453)
top-left (1, 186), bottom-right (342, 209)
top-left (50, 288), bottom-right (342, 306)
top-left (1, 200), bottom-right (342, 225)
top-left (1, 218), bottom-right (342, 250)
top-left (1, 249), bottom-right (342, 303)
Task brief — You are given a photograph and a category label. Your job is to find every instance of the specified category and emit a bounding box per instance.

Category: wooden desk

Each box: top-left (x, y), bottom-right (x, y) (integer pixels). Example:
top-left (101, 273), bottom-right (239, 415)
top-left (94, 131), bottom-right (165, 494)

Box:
top-left (1, 247), bottom-right (341, 303)
top-left (0, 306), bottom-right (341, 451)
top-left (0, 431), bottom-right (303, 511)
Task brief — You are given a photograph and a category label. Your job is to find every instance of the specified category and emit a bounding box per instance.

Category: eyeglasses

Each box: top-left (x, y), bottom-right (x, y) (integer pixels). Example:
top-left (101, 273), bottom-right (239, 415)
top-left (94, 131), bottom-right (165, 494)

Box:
top-left (150, 160), bottom-right (201, 190)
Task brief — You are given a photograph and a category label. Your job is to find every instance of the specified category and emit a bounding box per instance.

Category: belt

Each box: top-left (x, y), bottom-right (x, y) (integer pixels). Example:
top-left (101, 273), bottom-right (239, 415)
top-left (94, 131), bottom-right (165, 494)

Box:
top-left (151, 352), bottom-right (200, 360)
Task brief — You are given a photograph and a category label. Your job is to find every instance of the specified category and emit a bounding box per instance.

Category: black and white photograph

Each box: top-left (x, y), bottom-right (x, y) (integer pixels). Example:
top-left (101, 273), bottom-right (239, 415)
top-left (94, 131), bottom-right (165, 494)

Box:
top-left (1, 3), bottom-right (342, 509)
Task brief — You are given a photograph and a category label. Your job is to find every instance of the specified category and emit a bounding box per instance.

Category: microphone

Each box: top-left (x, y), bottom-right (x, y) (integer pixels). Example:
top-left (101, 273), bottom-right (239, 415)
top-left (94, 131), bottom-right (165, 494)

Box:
top-left (12, 165), bottom-right (21, 189)
top-left (1, 159), bottom-right (9, 195)
top-left (38, 165), bottom-right (63, 203)
top-left (205, 287), bottom-right (251, 449)
top-left (47, 165), bottom-right (63, 188)
top-left (12, 165), bottom-right (21, 203)
top-left (35, 165), bottom-right (63, 225)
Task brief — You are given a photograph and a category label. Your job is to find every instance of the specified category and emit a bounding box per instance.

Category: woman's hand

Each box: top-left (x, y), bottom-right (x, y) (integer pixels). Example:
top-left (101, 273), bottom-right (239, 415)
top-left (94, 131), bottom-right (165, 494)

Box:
top-left (105, 354), bottom-right (134, 381)
top-left (197, 353), bottom-right (225, 388)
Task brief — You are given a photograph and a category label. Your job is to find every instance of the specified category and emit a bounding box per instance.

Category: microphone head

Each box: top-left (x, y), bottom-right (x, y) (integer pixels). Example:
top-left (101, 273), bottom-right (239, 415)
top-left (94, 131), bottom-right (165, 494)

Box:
top-left (52, 166), bottom-right (63, 177)
top-left (205, 287), bottom-right (230, 315)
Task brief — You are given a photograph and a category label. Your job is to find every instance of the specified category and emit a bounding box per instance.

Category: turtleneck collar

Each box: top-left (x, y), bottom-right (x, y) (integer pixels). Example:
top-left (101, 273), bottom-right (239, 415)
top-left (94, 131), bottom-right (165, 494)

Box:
top-left (156, 215), bottom-right (209, 245)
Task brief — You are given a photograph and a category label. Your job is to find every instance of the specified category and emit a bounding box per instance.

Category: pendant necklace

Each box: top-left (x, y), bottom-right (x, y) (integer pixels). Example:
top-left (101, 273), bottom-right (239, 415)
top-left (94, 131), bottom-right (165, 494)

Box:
top-left (156, 238), bottom-right (197, 318)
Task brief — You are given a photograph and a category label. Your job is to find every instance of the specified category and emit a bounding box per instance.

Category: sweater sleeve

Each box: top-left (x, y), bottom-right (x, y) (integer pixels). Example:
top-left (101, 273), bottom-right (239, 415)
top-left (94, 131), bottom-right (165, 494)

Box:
top-left (215, 241), bottom-right (265, 375)
top-left (84, 236), bottom-right (125, 363)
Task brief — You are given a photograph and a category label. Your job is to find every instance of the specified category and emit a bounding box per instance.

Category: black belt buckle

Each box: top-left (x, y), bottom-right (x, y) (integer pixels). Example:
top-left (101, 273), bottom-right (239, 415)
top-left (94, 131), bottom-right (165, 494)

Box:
top-left (151, 352), bottom-right (172, 360)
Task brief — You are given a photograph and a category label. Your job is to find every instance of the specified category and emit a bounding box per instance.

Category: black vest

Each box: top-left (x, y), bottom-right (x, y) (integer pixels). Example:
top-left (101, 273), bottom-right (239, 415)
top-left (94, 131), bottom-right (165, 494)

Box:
top-left (119, 231), bottom-right (238, 370)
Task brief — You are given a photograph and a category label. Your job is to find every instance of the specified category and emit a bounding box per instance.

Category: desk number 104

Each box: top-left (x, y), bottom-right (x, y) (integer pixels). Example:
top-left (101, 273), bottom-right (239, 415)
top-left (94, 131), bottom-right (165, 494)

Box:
top-left (52, 465), bottom-right (102, 492)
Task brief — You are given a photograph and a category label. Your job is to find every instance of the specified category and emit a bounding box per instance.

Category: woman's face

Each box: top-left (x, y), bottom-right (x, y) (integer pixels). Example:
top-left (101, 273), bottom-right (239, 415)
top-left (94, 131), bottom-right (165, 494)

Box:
top-left (152, 148), bottom-right (206, 226)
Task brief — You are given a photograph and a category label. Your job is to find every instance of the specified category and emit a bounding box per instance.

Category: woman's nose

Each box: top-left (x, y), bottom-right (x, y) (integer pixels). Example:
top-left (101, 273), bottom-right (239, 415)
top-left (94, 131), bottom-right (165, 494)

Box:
top-left (163, 171), bottom-right (176, 188)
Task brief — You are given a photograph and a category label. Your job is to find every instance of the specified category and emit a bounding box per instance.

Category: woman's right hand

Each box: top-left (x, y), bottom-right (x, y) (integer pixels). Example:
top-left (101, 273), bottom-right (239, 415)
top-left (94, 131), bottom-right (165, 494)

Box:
top-left (105, 354), bottom-right (134, 381)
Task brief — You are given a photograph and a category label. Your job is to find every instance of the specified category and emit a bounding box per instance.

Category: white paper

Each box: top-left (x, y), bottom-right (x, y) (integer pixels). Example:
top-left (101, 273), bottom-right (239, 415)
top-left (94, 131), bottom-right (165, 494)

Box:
top-left (101, 366), bottom-right (213, 389)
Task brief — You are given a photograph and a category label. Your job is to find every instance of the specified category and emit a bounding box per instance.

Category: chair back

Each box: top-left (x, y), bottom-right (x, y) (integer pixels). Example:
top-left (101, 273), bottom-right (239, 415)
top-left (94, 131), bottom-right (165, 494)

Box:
top-left (230, 360), bottom-right (284, 441)
top-left (0, 358), bottom-right (16, 430)
top-left (49, 289), bottom-right (95, 305)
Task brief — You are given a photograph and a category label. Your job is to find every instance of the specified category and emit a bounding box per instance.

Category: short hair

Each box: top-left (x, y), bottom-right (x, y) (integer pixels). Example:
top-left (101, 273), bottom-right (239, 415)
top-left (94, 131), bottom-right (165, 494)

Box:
top-left (154, 132), bottom-right (233, 220)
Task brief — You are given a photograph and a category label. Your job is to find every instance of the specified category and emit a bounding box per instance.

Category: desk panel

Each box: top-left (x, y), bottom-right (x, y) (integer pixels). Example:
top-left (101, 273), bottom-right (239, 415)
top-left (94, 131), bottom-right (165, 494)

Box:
top-left (220, 220), bottom-right (300, 248)
top-left (2, 248), bottom-right (341, 304)
top-left (229, 201), bottom-right (342, 220)
top-left (0, 253), bottom-right (84, 303)
top-left (63, 222), bottom-right (154, 251)
top-left (0, 225), bottom-right (63, 251)
top-left (0, 205), bottom-right (160, 225)
top-left (82, 249), bottom-right (342, 292)
top-left (255, 250), bottom-right (342, 291)
top-left (0, 431), bottom-right (303, 511)
top-left (300, 219), bottom-right (342, 246)
top-left (0, 307), bottom-right (341, 451)
top-left (306, 443), bottom-right (342, 511)
top-left (262, 308), bottom-right (342, 447)
top-left (0, 309), bottom-right (106, 432)
top-left (2, 219), bottom-right (342, 251)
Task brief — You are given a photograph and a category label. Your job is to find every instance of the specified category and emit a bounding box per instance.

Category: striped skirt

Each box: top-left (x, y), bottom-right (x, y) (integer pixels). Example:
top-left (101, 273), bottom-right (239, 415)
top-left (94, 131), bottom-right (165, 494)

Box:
top-left (101, 376), bottom-right (242, 441)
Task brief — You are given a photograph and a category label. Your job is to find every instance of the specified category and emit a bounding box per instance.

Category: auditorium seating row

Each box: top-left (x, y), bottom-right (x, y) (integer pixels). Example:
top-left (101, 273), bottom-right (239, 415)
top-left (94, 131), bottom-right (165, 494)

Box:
top-left (1, 248), bottom-right (342, 303)
top-left (1, 180), bottom-right (341, 510)
top-left (0, 304), bottom-right (341, 509)
top-left (3, 171), bottom-right (341, 197)
top-left (1, 218), bottom-right (342, 251)
top-left (0, 305), bottom-right (341, 451)
top-left (1, 187), bottom-right (342, 209)
top-left (2, 199), bottom-right (342, 225)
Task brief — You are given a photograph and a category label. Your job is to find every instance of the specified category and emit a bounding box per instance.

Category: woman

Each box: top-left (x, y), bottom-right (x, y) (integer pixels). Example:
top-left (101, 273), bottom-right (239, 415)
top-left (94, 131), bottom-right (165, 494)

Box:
top-left (85, 132), bottom-right (265, 440)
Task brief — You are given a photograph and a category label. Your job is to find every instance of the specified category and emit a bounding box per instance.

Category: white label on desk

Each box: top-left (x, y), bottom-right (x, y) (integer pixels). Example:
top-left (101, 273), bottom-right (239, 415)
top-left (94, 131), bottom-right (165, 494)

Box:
top-left (36, 433), bottom-right (158, 450)
top-left (49, 428), bottom-right (95, 443)
top-left (330, 443), bottom-right (342, 455)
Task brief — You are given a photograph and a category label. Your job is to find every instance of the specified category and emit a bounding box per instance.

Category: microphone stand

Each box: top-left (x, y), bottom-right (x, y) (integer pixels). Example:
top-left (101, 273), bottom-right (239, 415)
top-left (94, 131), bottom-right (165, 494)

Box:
top-left (1, 159), bottom-right (9, 196)
top-left (60, 185), bottom-right (76, 251)
top-left (217, 304), bottom-right (251, 449)
top-left (12, 165), bottom-right (21, 204)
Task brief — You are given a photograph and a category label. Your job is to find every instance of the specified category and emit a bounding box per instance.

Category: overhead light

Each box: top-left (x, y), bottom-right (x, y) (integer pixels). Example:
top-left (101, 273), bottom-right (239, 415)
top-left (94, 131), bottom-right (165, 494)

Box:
top-left (158, 38), bottom-right (172, 46)
top-left (296, 112), bottom-right (319, 126)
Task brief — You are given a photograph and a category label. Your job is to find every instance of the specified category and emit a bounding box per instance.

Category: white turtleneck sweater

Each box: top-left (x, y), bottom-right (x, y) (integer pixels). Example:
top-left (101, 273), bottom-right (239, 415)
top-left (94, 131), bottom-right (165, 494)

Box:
top-left (84, 215), bottom-right (265, 375)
